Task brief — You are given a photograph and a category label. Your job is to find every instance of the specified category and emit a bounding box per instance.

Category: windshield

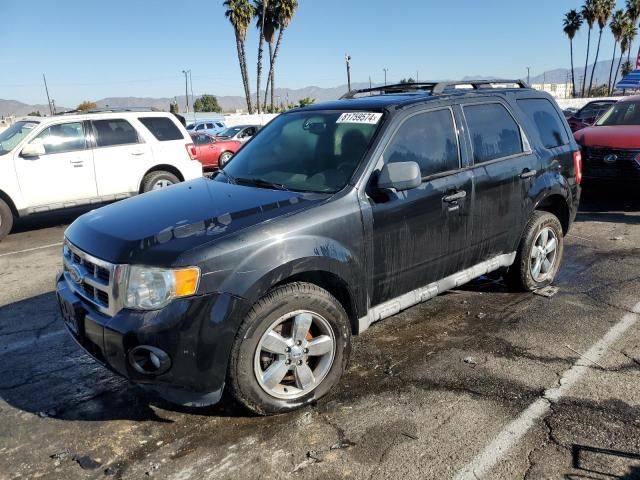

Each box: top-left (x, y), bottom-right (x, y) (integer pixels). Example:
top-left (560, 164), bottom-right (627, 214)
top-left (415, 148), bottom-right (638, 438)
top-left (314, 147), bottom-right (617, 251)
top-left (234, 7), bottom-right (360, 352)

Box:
top-left (217, 127), bottom-right (242, 138)
top-left (0, 121), bottom-right (40, 155)
top-left (218, 110), bottom-right (382, 193)
top-left (596, 102), bottom-right (640, 126)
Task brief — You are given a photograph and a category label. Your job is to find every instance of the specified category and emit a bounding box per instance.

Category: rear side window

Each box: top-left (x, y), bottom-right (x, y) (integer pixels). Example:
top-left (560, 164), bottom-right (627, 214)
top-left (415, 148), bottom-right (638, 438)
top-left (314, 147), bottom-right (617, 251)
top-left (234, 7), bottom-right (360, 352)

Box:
top-left (464, 103), bottom-right (523, 163)
top-left (517, 98), bottom-right (569, 149)
top-left (92, 119), bottom-right (139, 147)
top-left (138, 117), bottom-right (185, 141)
top-left (386, 109), bottom-right (460, 177)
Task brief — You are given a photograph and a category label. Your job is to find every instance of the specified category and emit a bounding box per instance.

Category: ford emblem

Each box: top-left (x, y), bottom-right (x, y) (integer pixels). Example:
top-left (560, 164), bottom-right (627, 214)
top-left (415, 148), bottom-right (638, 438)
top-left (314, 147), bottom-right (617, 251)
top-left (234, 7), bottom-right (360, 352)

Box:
top-left (603, 154), bottom-right (618, 163)
top-left (68, 265), bottom-right (84, 284)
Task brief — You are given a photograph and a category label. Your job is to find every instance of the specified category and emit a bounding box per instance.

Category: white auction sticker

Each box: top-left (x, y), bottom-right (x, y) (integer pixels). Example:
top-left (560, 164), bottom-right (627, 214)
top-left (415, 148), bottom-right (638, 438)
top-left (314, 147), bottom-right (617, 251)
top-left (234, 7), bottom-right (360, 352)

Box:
top-left (336, 112), bottom-right (383, 124)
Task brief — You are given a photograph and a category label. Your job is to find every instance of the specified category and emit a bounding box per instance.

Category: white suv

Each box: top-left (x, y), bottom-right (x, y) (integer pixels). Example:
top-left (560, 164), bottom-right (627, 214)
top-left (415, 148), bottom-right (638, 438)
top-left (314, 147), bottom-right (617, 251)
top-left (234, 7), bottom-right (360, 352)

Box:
top-left (0, 109), bottom-right (203, 240)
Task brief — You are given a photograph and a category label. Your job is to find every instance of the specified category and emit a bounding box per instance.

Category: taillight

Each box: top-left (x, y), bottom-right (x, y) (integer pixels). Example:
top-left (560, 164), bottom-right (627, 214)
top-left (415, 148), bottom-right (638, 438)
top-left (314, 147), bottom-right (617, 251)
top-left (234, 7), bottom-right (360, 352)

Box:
top-left (573, 150), bottom-right (582, 185)
top-left (185, 143), bottom-right (197, 160)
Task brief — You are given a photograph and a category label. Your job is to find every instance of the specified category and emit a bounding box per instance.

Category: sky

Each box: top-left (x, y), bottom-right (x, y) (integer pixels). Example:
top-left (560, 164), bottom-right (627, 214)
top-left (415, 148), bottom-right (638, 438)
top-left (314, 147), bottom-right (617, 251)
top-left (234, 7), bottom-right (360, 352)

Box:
top-left (0, 0), bottom-right (631, 107)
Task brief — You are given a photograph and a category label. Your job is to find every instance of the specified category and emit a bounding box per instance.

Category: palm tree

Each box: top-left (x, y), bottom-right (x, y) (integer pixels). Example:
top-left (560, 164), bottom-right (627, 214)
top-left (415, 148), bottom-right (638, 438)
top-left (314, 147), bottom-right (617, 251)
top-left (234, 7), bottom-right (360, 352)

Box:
top-left (588, 0), bottom-right (615, 95)
top-left (264, 0), bottom-right (298, 111)
top-left (608, 10), bottom-right (627, 94)
top-left (224, 0), bottom-right (255, 113)
top-left (614, 17), bottom-right (636, 91)
top-left (255, 0), bottom-right (279, 111)
top-left (563, 10), bottom-right (583, 98)
top-left (626, 0), bottom-right (640, 67)
top-left (581, 1), bottom-right (597, 96)
top-left (254, 0), bottom-right (270, 114)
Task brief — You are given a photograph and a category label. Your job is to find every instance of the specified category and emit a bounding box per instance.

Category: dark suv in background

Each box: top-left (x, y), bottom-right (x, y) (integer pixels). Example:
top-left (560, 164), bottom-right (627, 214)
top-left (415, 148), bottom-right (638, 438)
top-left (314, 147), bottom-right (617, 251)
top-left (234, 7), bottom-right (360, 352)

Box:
top-left (56, 80), bottom-right (581, 415)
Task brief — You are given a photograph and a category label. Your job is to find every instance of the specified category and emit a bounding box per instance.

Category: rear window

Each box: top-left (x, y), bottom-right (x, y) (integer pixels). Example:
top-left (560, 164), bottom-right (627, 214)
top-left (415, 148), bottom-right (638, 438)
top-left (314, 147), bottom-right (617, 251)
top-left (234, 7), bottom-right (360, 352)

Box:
top-left (517, 98), bottom-right (569, 149)
top-left (138, 117), bottom-right (185, 141)
top-left (464, 103), bottom-right (523, 163)
top-left (92, 119), bottom-right (139, 147)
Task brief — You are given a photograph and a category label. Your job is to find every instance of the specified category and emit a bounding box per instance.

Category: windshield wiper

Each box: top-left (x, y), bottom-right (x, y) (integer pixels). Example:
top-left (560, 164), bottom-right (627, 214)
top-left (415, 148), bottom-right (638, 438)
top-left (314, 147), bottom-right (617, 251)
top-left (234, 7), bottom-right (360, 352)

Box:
top-left (217, 169), bottom-right (236, 183)
top-left (234, 177), bottom-right (289, 191)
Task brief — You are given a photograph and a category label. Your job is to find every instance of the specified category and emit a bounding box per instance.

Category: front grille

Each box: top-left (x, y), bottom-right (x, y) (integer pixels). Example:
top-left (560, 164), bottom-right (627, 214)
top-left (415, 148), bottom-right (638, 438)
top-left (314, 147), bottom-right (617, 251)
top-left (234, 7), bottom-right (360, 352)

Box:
top-left (63, 241), bottom-right (118, 316)
top-left (582, 147), bottom-right (640, 178)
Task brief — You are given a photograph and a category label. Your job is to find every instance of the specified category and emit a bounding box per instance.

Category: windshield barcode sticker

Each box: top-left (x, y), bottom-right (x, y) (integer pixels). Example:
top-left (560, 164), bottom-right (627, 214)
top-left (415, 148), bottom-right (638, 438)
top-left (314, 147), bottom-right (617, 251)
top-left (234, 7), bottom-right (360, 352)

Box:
top-left (336, 112), bottom-right (382, 124)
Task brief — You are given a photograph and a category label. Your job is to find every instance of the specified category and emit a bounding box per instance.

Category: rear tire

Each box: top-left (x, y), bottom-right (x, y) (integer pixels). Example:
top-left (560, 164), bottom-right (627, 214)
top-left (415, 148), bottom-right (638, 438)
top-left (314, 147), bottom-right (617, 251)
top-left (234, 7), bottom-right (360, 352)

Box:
top-left (218, 151), bottom-right (233, 168)
top-left (228, 282), bottom-right (351, 415)
top-left (506, 211), bottom-right (564, 291)
top-left (0, 199), bottom-right (13, 241)
top-left (141, 171), bottom-right (180, 193)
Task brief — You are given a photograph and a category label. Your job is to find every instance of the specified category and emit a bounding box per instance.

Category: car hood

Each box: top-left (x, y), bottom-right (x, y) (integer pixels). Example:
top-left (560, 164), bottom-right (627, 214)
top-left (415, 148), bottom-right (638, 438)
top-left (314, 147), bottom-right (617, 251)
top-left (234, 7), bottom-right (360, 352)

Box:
top-left (574, 125), bottom-right (640, 149)
top-left (65, 177), bottom-right (327, 265)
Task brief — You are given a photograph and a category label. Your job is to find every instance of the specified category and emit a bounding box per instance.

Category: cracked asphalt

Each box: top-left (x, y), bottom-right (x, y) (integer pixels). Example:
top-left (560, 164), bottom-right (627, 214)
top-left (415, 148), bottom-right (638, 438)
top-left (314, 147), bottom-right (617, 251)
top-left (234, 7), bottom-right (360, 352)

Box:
top-left (0, 188), bottom-right (639, 480)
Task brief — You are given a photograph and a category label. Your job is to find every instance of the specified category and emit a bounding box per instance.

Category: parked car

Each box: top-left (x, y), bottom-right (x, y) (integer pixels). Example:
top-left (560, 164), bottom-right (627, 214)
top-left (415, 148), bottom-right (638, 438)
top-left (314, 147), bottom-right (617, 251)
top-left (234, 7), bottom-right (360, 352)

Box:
top-left (574, 95), bottom-right (640, 182)
top-left (562, 107), bottom-right (578, 118)
top-left (56, 80), bottom-right (580, 415)
top-left (215, 125), bottom-right (259, 143)
top-left (0, 109), bottom-right (203, 240)
top-left (566, 100), bottom-right (617, 132)
top-left (186, 120), bottom-right (226, 135)
top-left (190, 132), bottom-right (241, 170)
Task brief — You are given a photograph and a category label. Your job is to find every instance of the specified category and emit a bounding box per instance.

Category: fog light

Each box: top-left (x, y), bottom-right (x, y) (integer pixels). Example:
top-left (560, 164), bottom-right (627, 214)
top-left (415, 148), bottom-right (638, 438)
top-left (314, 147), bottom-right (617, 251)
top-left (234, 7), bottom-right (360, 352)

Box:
top-left (128, 346), bottom-right (171, 375)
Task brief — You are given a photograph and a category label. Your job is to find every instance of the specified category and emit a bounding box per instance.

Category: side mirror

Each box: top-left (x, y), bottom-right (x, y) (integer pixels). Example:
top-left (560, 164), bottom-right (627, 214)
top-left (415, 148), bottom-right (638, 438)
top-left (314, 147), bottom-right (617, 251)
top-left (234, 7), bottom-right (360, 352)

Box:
top-left (377, 161), bottom-right (421, 191)
top-left (21, 142), bottom-right (46, 158)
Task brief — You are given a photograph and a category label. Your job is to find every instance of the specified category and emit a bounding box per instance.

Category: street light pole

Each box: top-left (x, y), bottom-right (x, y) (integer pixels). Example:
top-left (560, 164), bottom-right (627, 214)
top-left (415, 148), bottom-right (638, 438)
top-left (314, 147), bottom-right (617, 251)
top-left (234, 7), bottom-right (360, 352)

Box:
top-left (188, 70), bottom-right (195, 121)
top-left (345, 54), bottom-right (352, 92)
top-left (383, 68), bottom-right (388, 86)
top-left (182, 70), bottom-right (190, 113)
top-left (526, 66), bottom-right (530, 84)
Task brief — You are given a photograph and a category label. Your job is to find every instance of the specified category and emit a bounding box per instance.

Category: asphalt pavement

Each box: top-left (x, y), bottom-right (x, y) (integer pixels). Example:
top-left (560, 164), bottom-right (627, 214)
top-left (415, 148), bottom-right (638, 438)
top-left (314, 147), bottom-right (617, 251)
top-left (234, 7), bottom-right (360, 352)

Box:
top-left (0, 187), bottom-right (639, 480)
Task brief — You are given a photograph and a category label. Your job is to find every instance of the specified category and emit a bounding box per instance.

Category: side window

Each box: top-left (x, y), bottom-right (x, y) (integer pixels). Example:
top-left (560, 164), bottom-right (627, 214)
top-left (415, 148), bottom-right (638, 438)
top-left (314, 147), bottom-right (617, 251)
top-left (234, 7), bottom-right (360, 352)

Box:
top-left (205, 123), bottom-right (214, 129)
top-left (196, 124), bottom-right (205, 131)
top-left (92, 119), bottom-right (139, 148)
top-left (32, 122), bottom-right (86, 154)
top-left (517, 98), bottom-right (569, 149)
top-left (464, 103), bottom-right (523, 163)
top-left (138, 117), bottom-right (185, 141)
top-left (386, 109), bottom-right (460, 177)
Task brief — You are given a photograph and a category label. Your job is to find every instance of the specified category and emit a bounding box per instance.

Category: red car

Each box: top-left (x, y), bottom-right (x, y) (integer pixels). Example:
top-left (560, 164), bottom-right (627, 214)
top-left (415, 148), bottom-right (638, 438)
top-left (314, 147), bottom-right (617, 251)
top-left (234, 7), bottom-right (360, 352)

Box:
top-left (567, 100), bottom-right (617, 132)
top-left (574, 95), bottom-right (640, 182)
top-left (190, 132), bottom-right (241, 170)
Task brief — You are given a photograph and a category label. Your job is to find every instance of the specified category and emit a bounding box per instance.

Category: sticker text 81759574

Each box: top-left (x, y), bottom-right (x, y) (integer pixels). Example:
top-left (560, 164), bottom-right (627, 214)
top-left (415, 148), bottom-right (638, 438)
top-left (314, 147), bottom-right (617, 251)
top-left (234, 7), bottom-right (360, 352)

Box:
top-left (336, 112), bottom-right (383, 125)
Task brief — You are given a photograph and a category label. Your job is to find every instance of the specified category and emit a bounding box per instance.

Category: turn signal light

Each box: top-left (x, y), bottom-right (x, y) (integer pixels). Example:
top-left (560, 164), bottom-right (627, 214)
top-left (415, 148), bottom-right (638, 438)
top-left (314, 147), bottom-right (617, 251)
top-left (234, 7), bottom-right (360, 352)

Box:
top-left (185, 143), bottom-right (198, 160)
top-left (573, 150), bottom-right (582, 185)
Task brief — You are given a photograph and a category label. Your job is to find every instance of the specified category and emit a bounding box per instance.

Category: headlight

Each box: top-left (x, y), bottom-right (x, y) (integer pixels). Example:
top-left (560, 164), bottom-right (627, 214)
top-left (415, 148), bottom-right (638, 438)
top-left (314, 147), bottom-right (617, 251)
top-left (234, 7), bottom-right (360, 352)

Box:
top-left (124, 266), bottom-right (200, 310)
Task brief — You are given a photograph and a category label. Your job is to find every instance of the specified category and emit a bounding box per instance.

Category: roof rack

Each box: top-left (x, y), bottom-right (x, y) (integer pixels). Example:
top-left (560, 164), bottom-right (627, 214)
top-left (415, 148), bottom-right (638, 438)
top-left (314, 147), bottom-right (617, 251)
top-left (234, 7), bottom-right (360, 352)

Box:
top-left (55, 107), bottom-right (161, 115)
top-left (340, 79), bottom-right (530, 99)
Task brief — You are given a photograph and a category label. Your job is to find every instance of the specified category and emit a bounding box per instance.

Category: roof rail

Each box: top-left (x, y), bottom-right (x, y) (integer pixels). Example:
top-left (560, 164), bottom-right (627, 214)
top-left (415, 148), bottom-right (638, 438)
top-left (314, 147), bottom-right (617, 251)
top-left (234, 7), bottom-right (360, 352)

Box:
top-left (340, 79), bottom-right (530, 99)
top-left (56, 107), bottom-right (161, 115)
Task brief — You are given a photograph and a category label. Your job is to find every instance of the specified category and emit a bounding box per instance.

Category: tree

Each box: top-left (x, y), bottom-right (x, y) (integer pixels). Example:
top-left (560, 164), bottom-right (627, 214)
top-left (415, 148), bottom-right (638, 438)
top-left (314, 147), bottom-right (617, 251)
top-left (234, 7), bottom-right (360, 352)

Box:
top-left (169, 101), bottom-right (179, 114)
top-left (590, 83), bottom-right (610, 96)
top-left (264, 0), bottom-right (298, 111)
top-left (400, 77), bottom-right (416, 84)
top-left (193, 94), bottom-right (223, 113)
top-left (581, 1), bottom-right (597, 96)
top-left (626, 0), bottom-right (640, 67)
top-left (607, 10), bottom-right (627, 94)
top-left (622, 60), bottom-right (633, 77)
top-left (77, 101), bottom-right (97, 111)
top-left (563, 10), bottom-right (583, 98)
top-left (27, 111), bottom-right (42, 116)
top-left (588, 0), bottom-right (615, 95)
top-left (254, 0), bottom-right (269, 113)
top-left (614, 16), bottom-right (636, 92)
top-left (297, 97), bottom-right (315, 108)
top-left (224, 0), bottom-right (255, 113)
top-left (256, 0), bottom-right (279, 110)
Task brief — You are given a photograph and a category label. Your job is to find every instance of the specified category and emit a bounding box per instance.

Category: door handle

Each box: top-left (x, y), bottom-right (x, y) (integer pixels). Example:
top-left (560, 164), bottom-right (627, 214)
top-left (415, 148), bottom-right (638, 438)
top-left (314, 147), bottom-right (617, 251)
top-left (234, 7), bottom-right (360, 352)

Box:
top-left (520, 169), bottom-right (537, 179)
top-left (130, 151), bottom-right (145, 156)
top-left (69, 160), bottom-right (84, 165)
top-left (443, 190), bottom-right (467, 203)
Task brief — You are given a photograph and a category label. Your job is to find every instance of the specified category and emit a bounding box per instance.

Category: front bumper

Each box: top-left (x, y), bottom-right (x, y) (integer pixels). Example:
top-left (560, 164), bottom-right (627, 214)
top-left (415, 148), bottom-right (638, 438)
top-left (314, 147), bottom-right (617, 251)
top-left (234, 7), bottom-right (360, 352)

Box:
top-left (56, 273), bottom-right (251, 406)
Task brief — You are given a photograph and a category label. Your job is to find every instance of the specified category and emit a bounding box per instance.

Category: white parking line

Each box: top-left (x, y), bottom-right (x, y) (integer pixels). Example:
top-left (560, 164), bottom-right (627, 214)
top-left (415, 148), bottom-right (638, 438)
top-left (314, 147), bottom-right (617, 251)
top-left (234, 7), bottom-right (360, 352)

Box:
top-left (0, 330), bottom-right (66, 355)
top-left (454, 301), bottom-right (640, 480)
top-left (0, 242), bottom-right (63, 258)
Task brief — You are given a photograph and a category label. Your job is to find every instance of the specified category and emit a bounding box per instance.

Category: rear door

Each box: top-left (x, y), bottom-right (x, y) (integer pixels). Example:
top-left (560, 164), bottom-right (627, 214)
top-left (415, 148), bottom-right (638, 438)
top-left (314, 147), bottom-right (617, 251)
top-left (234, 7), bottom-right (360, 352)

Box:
top-left (461, 100), bottom-right (539, 262)
top-left (192, 133), bottom-right (218, 167)
top-left (368, 107), bottom-right (474, 304)
top-left (91, 118), bottom-right (151, 197)
top-left (15, 121), bottom-right (97, 207)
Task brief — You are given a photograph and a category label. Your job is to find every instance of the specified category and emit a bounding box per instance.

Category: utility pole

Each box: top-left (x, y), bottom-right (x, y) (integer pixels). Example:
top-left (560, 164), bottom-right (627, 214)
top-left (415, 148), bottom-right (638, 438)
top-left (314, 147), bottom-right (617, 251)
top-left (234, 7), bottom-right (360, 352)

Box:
top-left (188, 70), bottom-right (195, 120)
top-left (345, 54), bottom-right (352, 92)
top-left (369, 76), bottom-right (372, 89)
top-left (42, 73), bottom-right (53, 116)
top-left (182, 70), bottom-right (190, 113)
top-left (416, 70), bottom-right (419, 82)
top-left (526, 66), bottom-right (530, 84)
top-left (51, 99), bottom-right (56, 115)
top-left (383, 68), bottom-right (388, 86)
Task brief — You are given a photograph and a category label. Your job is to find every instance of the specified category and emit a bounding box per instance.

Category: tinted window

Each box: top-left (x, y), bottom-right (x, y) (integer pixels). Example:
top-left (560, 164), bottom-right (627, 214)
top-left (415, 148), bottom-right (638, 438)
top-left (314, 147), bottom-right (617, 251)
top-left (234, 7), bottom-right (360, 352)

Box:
top-left (464, 103), bottom-right (523, 163)
top-left (139, 117), bottom-right (184, 141)
top-left (192, 134), bottom-right (212, 145)
top-left (517, 98), bottom-right (569, 149)
top-left (386, 109), bottom-right (459, 177)
top-left (596, 102), bottom-right (640, 126)
top-left (93, 119), bottom-right (139, 147)
top-left (33, 122), bottom-right (86, 154)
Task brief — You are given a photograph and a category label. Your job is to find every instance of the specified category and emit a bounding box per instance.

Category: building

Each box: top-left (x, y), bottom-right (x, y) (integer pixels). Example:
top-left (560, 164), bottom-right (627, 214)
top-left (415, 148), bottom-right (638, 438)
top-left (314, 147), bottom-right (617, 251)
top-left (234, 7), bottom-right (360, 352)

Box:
top-left (531, 83), bottom-right (574, 99)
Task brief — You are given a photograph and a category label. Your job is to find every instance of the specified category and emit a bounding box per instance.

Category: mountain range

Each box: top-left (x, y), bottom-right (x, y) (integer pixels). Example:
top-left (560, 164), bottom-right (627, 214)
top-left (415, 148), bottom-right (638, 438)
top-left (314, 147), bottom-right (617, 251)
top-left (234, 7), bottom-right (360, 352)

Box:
top-left (0, 58), bottom-right (628, 118)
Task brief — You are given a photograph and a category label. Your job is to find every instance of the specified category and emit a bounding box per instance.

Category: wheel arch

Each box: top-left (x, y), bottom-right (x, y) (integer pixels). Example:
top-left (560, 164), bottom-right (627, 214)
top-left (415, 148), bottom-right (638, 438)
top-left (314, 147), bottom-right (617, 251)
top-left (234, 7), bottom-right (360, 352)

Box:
top-left (0, 189), bottom-right (19, 218)
top-left (139, 165), bottom-right (185, 193)
top-left (534, 193), bottom-right (570, 235)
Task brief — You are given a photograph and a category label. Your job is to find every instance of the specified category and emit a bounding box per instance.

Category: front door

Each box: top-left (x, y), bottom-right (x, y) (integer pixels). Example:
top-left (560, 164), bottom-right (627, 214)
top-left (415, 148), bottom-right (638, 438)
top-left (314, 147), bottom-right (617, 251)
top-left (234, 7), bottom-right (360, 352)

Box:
top-left (15, 121), bottom-right (97, 207)
top-left (368, 107), bottom-right (474, 305)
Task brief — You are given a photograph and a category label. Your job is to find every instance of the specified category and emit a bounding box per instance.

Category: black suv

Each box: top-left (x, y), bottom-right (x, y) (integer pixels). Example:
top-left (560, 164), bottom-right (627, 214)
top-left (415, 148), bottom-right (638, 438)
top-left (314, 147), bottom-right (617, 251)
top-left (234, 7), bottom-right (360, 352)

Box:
top-left (56, 80), bottom-right (581, 415)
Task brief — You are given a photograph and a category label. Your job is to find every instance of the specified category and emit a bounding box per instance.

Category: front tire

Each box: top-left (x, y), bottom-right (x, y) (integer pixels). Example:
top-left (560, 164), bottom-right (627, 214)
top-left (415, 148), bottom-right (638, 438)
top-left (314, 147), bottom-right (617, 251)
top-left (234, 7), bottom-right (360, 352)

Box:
top-left (218, 151), bottom-right (233, 168)
top-left (0, 198), bottom-right (14, 241)
top-left (506, 211), bottom-right (564, 291)
top-left (141, 171), bottom-right (180, 193)
top-left (228, 282), bottom-right (351, 415)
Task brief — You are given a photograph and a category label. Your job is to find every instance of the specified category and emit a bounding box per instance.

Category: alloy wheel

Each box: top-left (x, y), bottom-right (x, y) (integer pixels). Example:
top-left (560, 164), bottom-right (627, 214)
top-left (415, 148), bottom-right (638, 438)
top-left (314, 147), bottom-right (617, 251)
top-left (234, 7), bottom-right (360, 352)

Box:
top-left (530, 227), bottom-right (558, 282)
